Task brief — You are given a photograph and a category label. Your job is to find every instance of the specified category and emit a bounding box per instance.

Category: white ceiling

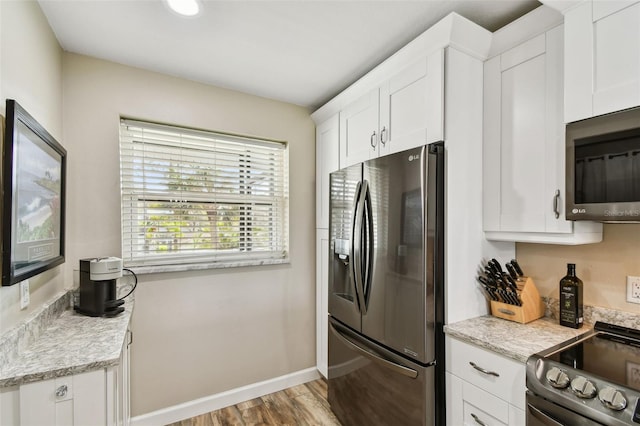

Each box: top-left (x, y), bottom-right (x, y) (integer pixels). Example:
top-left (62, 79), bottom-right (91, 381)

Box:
top-left (38, 0), bottom-right (540, 111)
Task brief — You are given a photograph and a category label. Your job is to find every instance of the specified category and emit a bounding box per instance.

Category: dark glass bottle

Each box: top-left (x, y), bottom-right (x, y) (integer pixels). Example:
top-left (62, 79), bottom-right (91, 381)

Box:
top-left (559, 263), bottom-right (584, 328)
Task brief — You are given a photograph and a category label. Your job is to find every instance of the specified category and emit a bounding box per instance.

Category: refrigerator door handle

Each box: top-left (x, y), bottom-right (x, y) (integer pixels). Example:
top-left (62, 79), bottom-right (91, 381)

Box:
top-left (362, 181), bottom-right (374, 310)
top-left (350, 181), bottom-right (363, 313)
top-left (353, 180), bottom-right (369, 315)
top-left (329, 321), bottom-right (418, 379)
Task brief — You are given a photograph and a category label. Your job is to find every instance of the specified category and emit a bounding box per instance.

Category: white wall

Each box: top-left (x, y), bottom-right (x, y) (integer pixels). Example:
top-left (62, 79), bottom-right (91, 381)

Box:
top-left (61, 53), bottom-right (316, 416)
top-left (0, 0), bottom-right (65, 335)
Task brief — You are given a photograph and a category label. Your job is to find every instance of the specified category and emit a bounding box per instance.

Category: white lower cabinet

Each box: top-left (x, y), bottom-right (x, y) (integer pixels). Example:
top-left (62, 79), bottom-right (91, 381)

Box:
top-left (20, 370), bottom-right (105, 426)
top-left (446, 336), bottom-right (525, 426)
top-left (13, 329), bottom-right (131, 426)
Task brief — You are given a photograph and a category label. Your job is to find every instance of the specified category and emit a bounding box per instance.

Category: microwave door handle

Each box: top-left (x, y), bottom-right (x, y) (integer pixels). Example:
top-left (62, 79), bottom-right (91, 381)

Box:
top-left (553, 189), bottom-right (560, 219)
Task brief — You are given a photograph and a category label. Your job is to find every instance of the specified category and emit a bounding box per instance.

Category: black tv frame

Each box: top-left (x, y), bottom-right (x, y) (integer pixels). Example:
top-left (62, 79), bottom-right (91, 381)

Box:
top-left (2, 99), bottom-right (66, 286)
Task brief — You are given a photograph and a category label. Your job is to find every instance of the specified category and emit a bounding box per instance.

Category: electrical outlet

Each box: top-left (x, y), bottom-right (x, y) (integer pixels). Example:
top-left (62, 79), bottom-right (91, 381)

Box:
top-left (626, 276), bottom-right (640, 304)
top-left (20, 279), bottom-right (30, 310)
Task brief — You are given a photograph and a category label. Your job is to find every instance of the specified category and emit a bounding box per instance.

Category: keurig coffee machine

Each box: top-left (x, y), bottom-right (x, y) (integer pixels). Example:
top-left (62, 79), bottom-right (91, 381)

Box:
top-left (75, 257), bottom-right (125, 317)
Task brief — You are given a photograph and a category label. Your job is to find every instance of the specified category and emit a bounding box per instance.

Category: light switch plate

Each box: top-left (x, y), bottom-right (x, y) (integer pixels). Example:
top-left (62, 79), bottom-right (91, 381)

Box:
top-left (20, 279), bottom-right (30, 309)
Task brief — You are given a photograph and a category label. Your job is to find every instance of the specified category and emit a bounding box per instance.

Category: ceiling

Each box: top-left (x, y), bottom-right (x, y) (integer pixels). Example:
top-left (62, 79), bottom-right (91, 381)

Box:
top-left (38, 0), bottom-right (541, 111)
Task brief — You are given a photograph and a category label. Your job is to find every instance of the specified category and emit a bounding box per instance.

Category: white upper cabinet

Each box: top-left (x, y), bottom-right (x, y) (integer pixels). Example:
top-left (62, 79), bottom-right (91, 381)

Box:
top-left (379, 51), bottom-right (444, 157)
top-left (316, 113), bottom-right (340, 229)
top-left (483, 8), bottom-right (602, 244)
top-left (564, 0), bottom-right (640, 122)
top-left (339, 50), bottom-right (445, 168)
top-left (339, 88), bottom-right (380, 167)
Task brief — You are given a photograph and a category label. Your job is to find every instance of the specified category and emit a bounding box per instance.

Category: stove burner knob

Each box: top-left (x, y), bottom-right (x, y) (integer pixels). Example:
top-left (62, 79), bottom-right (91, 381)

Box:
top-left (570, 376), bottom-right (597, 399)
top-left (598, 386), bottom-right (627, 411)
top-left (546, 367), bottom-right (570, 389)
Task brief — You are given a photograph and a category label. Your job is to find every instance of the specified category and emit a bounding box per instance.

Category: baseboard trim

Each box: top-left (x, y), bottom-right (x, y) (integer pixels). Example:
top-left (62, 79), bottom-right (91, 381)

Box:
top-left (130, 367), bottom-right (321, 425)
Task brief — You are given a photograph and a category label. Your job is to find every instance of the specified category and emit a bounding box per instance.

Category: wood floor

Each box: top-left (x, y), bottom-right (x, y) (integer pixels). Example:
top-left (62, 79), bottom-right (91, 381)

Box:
top-left (167, 379), bottom-right (341, 426)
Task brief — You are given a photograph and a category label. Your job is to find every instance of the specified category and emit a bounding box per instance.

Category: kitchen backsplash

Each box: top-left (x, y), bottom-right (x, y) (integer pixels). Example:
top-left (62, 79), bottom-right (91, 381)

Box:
top-left (517, 223), bottom-right (640, 313)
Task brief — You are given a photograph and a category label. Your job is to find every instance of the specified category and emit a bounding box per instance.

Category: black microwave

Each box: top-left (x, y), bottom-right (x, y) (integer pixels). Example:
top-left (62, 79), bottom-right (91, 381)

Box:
top-left (566, 106), bottom-right (640, 222)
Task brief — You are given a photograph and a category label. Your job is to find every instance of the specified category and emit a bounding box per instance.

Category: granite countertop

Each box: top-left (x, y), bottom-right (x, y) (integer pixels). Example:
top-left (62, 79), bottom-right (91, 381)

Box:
top-left (0, 301), bottom-right (132, 388)
top-left (444, 315), bottom-right (592, 363)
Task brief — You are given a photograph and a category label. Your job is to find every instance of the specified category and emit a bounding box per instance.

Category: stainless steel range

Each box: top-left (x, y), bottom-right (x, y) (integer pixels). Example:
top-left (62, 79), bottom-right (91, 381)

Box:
top-left (526, 322), bottom-right (640, 425)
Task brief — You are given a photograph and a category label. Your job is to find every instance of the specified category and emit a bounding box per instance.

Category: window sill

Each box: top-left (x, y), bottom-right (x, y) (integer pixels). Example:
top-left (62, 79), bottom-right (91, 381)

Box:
top-left (125, 257), bottom-right (290, 275)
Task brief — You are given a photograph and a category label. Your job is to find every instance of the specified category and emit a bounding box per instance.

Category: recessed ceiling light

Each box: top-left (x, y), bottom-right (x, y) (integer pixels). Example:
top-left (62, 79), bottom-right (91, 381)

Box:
top-left (165, 0), bottom-right (201, 17)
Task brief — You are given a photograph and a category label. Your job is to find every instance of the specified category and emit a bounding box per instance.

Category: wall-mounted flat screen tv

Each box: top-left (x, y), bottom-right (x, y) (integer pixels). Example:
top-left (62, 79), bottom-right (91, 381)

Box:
top-left (2, 99), bottom-right (66, 286)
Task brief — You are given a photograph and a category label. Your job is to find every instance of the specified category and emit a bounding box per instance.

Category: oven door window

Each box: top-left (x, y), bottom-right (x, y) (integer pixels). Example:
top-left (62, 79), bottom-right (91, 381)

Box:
top-left (575, 129), bottom-right (640, 204)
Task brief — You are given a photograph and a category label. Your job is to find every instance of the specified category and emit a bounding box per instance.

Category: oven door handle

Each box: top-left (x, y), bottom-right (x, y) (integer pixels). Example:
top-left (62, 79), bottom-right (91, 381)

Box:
top-left (527, 404), bottom-right (564, 426)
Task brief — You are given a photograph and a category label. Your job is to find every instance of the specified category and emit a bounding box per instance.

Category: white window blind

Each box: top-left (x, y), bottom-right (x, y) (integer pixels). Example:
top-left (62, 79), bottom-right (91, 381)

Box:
top-left (119, 119), bottom-right (289, 272)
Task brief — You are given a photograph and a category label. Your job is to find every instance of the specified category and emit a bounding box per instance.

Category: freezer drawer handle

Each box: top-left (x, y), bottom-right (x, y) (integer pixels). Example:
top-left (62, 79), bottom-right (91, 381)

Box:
top-left (330, 323), bottom-right (418, 379)
top-left (469, 362), bottom-right (500, 377)
top-left (470, 413), bottom-right (487, 426)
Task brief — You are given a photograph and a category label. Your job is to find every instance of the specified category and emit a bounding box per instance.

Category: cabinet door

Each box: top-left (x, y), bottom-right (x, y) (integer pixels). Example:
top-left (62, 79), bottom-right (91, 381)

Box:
top-left (19, 371), bottom-right (106, 426)
top-left (19, 378), bottom-right (58, 425)
top-left (379, 49), bottom-right (444, 157)
top-left (316, 114), bottom-right (340, 229)
top-left (316, 228), bottom-right (329, 378)
top-left (565, 1), bottom-right (640, 122)
top-left (339, 88), bottom-right (379, 168)
top-left (445, 372), bottom-right (463, 426)
top-left (484, 27), bottom-right (572, 235)
top-left (73, 370), bottom-right (107, 425)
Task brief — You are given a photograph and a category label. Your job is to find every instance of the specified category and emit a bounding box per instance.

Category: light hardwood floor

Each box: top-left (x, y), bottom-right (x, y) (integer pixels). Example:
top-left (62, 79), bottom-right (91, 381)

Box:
top-left (167, 379), bottom-right (341, 426)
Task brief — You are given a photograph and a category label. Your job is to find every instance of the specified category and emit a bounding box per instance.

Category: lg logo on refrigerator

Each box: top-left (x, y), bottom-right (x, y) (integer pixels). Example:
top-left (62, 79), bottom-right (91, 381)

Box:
top-left (408, 154), bottom-right (420, 162)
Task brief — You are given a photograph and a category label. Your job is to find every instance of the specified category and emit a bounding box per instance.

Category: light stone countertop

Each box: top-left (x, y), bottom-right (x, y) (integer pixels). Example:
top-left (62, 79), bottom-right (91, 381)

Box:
top-left (444, 315), bottom-right (592, 363)
top-left (0, 302), bottom-right (132, 388)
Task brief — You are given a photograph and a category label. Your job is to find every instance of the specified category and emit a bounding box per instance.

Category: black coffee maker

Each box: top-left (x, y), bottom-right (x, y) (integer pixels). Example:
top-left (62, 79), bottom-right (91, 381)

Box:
top-left (74, 257), bottom-right (125, 317)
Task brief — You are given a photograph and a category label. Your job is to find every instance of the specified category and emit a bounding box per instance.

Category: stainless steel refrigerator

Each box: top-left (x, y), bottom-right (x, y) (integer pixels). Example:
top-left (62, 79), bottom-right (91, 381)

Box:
top-left (327, 142), bottom-right (445, 426)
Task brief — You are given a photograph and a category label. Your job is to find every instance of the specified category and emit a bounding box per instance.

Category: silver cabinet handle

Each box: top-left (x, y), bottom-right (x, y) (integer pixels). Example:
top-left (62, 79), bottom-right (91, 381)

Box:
top-left (55, 385), bottom-right (68, 398)
top-left (380, 126), bottom-right (387, 145)
top-left (471, 413), bottom-right (486, 426)
top-left (553, 189), bottom-right (560, 219)
top-left (469, 361), bottom-right (500, 377)
top-left (370, 131), bottom-right (377, 148)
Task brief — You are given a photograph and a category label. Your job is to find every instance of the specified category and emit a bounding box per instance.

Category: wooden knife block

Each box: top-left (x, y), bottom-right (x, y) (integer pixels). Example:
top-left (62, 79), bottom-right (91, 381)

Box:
top-left (490, 276), bottom-right (544, 324)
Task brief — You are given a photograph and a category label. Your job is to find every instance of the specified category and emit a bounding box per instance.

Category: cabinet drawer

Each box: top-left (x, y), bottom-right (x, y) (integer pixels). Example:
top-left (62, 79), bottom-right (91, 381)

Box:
top-left (446, 337), bottom-right (526, 408)
top-left (463, 380), bottom-right (509, 425)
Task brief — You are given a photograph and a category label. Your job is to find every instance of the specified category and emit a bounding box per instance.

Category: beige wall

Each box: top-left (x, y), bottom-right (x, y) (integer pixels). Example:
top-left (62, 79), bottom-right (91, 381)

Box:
top-left (61, 53), bottom-right (316, 416)
top-left (0, 0), bottom-right (65, 335)
top-left (517, 224), bottom-right (640, 313)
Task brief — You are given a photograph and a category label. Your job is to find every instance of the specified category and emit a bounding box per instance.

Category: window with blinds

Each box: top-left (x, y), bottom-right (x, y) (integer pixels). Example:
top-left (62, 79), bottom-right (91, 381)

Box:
top-left (119, 119), bottom-right (289, 272)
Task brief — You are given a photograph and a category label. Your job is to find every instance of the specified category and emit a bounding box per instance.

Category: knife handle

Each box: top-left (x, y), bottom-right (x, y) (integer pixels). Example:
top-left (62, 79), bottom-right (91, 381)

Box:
top-left (490, 258), bottom-right (503, 273)
top-left (511, 259), bottom-right (524, 276)
top-left (505, 263), bottom-right (518, 280)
